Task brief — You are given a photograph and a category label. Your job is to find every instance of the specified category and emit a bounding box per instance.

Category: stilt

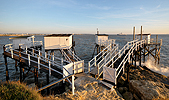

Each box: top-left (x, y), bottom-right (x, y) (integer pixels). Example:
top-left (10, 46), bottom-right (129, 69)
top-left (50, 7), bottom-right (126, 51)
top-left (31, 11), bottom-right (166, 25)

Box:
top-left (46, 73), bottom-right (49, 95)
top-left (135, 51), bottom-right (137, 67)
top-left (22, 67), bottom-right (25, 81)
top-left (143, 44), bottom-right (146, 63)
top-left (148, 47), bottom-right (150, 60)
top-left (15, 60), bottom-right (18, 71)
top-left (20, 63), bottom-right (22, 83)
top-left (3, 45), bottom-right (9, 81)
top-left (34, 68), bottom-right (38, 85)
top-left (4, 56), bottom-right (9, 82)
top-left (127, 64), bottom-right (130, 83)
top-left (139, 46), bottom-right (141, 66)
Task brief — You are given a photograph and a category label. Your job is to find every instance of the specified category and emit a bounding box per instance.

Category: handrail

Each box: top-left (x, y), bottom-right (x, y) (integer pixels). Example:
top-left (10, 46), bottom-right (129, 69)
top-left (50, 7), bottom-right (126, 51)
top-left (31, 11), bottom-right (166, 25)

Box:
top-left (61, 49), bottom-right (72, 63)
top-left (103, 39), bottom-right (146, 86)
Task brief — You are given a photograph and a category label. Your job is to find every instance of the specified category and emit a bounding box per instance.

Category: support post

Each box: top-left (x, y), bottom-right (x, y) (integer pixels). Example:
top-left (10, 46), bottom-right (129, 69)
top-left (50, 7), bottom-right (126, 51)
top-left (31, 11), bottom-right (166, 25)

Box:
top-left (135, 51), bottom-right (137, 67)
top-left (148, 47), bottom-right (150, 60)
top-left (3, 46), bottom-right (9, 82)
top-left (15, 60), bottom-right (18, 71)
top-left (19, 46), bottom-right (22, 83)
top-left (139, 46), bottom-right (141, 66)
top-left (133, 26), bottom-right (135, 40)
top-left (4, 56), bottom-right (9, 82)
top-left (72, 75), bottom-right (75, 95)
top-left (46, 73), bottom-right (49, 95)
top-left (141, 26), bottom-right (143, 40)
top-left (143, 44), bottom-right (146, 63)
top-left (20, 63), bottom-right (22, 83)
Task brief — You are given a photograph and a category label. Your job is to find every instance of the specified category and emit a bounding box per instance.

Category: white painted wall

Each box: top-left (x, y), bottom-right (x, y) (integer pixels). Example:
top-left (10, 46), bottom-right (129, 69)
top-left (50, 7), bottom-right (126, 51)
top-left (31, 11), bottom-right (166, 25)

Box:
top-left (95, 35), bottom-right (108, 45)
top-left (44, 35), bottom-right (72, 50)
top-left (13, 37), bottom-right (32, 49)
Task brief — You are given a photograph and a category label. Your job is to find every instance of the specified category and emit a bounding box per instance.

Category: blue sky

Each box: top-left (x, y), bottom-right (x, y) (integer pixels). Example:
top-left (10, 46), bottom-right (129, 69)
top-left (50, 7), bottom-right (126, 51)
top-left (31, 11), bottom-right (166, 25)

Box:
top-left (0, 0), bottom-right (169, 34)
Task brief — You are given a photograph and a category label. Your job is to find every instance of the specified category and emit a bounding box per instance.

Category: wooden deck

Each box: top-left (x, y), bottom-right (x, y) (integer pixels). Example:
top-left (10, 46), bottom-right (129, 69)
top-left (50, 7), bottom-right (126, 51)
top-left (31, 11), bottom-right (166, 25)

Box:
top-left (3, 50), bottom-right (63, 78)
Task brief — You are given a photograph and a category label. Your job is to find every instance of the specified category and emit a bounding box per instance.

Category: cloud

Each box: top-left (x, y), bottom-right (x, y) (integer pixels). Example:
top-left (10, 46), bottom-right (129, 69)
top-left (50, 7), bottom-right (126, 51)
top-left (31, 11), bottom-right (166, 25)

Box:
top-left (140, 7), bottom-right (144, 10)
top-left (50, 0), bottom-right (77, 6)
top-left (83, 4), bottom-right (111, 10)
top-left (156, 5), bottom-right (160, 8)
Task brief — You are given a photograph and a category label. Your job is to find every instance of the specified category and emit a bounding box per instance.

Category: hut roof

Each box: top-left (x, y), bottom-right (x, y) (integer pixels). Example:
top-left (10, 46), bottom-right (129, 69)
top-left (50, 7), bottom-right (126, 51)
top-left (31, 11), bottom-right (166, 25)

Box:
top-left (95, 34), bottom-right (108, 36)
top-left (44, 34), bottom-right (72, 37)
top-left (9, 35), bottom-right (33, 39)
top-left (137, 33), bottom-right (151, 36)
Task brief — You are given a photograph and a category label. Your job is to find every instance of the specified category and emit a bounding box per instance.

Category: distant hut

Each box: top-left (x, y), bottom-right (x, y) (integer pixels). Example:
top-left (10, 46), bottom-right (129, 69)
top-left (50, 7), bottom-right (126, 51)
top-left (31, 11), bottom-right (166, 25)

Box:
top-left (136, 33), bottom-right (151, 44)
top-left (95, 34), bottom-right (109, 46)
top-left (9, 35), bottom-right (35, 49)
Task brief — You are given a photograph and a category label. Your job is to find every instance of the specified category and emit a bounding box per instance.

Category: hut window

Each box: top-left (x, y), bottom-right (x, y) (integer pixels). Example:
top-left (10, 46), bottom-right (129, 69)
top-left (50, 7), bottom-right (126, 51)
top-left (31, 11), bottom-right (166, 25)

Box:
top-left (66, 39), bottom-right (68, 41)
top-left (28, 39), bottom-right (29, 41)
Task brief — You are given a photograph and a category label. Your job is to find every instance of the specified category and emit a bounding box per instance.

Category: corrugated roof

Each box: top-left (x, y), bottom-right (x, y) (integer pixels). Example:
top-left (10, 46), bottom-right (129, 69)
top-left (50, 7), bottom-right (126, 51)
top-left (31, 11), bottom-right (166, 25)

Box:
top-left (95, 34), bottom-right (108, 36)
top-left (9, 35), bottom-right (32, 39)
top-left (44, 34), bottom-right (72, 37)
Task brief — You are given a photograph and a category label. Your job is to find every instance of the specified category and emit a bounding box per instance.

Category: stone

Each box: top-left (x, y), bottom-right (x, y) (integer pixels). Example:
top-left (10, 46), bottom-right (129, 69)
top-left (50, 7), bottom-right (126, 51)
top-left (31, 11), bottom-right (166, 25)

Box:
top-left (118, 87), bottom-right (124, 94)
top-left (122, 92), bottom-right (133, 100)
top-left (129, 80), bottom-right (169, 100)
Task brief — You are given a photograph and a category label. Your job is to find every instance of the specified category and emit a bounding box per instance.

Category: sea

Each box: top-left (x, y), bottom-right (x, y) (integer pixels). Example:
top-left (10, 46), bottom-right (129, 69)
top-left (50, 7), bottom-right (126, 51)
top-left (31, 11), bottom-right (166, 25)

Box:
top-left (0, 34), bottom-right (169, 83)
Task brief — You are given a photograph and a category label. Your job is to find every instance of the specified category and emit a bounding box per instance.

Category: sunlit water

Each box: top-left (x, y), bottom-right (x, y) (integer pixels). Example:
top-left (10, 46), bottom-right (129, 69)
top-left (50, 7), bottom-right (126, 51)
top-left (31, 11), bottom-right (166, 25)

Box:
top-left (0, 34), bottom-right (169, 82)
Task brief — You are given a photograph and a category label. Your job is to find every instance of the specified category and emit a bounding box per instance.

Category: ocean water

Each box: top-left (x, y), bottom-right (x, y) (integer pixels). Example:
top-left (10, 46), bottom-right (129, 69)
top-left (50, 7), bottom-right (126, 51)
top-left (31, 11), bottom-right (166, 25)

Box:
top-left (0, 34), bottom-right (169, 82)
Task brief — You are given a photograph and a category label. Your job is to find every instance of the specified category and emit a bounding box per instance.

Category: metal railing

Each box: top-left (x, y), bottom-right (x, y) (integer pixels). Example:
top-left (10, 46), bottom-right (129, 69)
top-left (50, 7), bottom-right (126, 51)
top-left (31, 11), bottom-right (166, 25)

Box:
top-left (4, 45), bottom-right (76, 95)
top-left (88, 42), bottom-right (118, 78)
top-left (103, 39), bottom-right (146, 86)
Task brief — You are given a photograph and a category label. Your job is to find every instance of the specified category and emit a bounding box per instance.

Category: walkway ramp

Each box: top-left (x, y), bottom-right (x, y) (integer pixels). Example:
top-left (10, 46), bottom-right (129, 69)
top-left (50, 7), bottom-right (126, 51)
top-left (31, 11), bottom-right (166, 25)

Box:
top-left (103, 39), bottom-right (146, 86)
top-left (88, 41), bottom-right (118, 79)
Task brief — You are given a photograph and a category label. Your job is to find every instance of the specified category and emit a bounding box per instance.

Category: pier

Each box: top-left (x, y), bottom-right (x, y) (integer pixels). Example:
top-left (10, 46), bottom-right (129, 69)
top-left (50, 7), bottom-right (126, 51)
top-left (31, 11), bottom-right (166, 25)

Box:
top-left (2, 27), bottom-right (163, 95)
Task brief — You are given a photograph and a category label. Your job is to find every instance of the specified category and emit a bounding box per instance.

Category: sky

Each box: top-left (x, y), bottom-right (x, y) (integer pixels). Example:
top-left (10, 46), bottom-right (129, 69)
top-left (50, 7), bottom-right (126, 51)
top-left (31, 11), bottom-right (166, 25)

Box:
top-left (0, 0), bottom-right (169, 34)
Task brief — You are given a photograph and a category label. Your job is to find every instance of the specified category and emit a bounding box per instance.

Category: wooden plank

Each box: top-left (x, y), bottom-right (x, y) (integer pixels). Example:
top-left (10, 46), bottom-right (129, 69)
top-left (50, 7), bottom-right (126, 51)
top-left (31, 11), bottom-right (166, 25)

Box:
top-left (3, 51), bottom-right (63, 78)
top-left (100, 80), bottom-right (114, 90)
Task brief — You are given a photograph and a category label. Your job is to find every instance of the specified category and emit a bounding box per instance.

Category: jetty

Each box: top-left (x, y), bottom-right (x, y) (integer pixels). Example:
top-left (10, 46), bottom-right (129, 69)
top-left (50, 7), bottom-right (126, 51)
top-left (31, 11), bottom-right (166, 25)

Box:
top-left (2, 26), bottom-right (163, 96)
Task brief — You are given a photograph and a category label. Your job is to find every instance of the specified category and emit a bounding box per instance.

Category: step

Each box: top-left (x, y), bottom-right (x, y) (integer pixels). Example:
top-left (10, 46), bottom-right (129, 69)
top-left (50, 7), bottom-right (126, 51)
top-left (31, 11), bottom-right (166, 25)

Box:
top-left (100, 80), bottom-right (115, 91)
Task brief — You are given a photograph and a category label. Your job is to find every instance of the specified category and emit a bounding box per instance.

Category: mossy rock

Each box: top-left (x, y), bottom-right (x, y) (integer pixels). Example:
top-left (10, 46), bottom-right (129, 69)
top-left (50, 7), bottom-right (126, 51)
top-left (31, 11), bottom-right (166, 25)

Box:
top-left (0, 81), bottom-right (42, 100)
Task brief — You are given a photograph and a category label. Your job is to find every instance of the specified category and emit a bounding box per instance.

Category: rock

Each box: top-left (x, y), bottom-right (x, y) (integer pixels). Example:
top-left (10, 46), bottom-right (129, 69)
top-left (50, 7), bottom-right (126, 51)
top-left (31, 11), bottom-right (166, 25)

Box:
top-left (122, 92), bottom-right (133, 100)
top-left (118, 87), bottom-right (128, 94)
top-left (129, 80), bottom-right (169, 100)
top-left (118, 87), bottom-right (124, 94)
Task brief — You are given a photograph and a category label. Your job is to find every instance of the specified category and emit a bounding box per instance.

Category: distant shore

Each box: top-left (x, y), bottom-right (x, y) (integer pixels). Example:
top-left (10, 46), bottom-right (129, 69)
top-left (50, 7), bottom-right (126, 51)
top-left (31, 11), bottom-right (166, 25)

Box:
top-left (0, 33), bottom-right (50, 36)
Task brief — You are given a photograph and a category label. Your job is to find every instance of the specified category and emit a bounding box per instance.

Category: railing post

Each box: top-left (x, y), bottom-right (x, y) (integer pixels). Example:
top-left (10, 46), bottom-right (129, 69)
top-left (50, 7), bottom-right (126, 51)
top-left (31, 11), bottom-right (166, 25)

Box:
top-left (38, 57), bottom-right (40, 72)
top-left (49, 61), bottom-right (51, 76)
top-left (72, 75), bottom-right (75, 95)
top-left (11, 49), bottom-right (13, 58)
top-left (32, 48), bottom-right (34, 56)
top-left (115, 68), bottom-right (117, 88)
top-left (95, 56), bottom-right (97, 67)
top-left (28, 54), bottom-right (30, 67)
top-left (52, 55), bottom-right (54, 65)
top-left (88, 62), bottom-right (90, 73)
top-left (39, 50), bottom-right (40, 57)
top-left (26, 46), bottom-right (27, 54)
top-left (45, 52), bottom-right (47, 59)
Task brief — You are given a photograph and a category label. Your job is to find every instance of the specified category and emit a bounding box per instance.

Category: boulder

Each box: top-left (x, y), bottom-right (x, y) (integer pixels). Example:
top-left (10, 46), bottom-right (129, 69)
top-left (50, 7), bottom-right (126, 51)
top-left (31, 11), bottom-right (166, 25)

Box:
top-left (129, 80), bottom-right (169, 100)
top-left (122, 92), bottom-right (133, 100)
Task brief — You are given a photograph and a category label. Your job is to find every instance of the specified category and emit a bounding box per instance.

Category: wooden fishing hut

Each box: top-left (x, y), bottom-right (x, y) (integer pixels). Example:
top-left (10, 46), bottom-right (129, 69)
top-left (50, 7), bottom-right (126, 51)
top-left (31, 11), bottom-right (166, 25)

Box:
top-left (44, 34), bottom-right (73, 50)
top-left (3, 35), bottom-right (43, 82)
top-left (9, 35), bottom-right (42, 50)
top-left (132, 26), bottom-right (162, 66)
top-left (92, 29), bottom-right (115, 58)
top-left (3, 34), bottom-right (82, 95)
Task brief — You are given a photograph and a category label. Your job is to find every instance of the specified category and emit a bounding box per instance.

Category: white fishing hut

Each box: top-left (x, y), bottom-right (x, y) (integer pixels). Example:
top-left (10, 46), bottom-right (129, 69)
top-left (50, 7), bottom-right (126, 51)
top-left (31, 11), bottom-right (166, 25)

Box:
top-left (44, 34), bottom-right (73, 50)
top-left (9, 35), bottom-right (35, 49)
top-left (95, 34), bottom-right (109, 45)
top-left (136, 33), bottom-right (151, 44)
